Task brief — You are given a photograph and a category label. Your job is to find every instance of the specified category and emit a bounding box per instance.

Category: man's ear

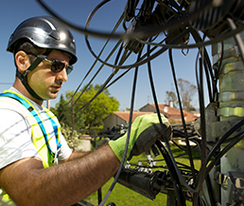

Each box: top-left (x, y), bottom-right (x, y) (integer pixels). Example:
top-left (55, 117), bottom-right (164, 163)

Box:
top-left (15, 51), bottom-right (31, 74)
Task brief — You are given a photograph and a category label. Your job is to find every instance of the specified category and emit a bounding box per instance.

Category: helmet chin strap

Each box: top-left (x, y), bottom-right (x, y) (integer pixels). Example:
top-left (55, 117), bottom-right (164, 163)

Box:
top-left (16, 49), bottom-right (52, 101)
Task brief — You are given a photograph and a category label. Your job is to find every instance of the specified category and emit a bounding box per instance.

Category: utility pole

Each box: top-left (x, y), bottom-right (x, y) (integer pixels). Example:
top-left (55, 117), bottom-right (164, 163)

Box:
top-left (47, 100), bottom-right (50, 110)
top-left (72, 96), bottom-right (75, 131)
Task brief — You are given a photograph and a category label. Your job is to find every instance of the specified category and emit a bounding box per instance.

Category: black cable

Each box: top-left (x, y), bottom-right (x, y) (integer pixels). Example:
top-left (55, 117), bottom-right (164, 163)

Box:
top-left (146, 42), bottom-right (187, 205)
top-left (35, 1), bottom-right (243, 202)
top-left (206, 119), bottom-right (244, 163)
top-left (155, 140), bottom-right (186, 206)
top-left (136, 22), bottom-right (244, 49)
top-left (105, 68), bottom-right (131, 90)
top-left (37, 0), bottom-right (244, 55)
top-left (62, 22), bottom-right (183, 125)
top-left (227, 17), bottom-right (244, 63)
top-left (85, 7), bottom-right (191, 70)
top-left (206, 131), bottom-right (244, 175)
top-left (171, 139), bottom-right (189, 152)
top-left (194, 44), bottom-right (214, 104)
top-left (205, 174), bottom-right (217, 205)
top-left (70, 48), bottom-right (126, 124)
top-left (61, 72), bottom-right (115, 124)
top-left (61, 33), bottom-right (168, 123)
top-left (38, 0), bottom-right (236, 72)
top-left (84, 0), bottom-right (209, 72)
top-left (58, 8), bottom-right (125, 119)
top-left (84, 0), bottom-right (161, 69)
top-left (175, 161), bottom-right (198, 174)
top-left (60, 40), bottom-right (124, 123)
top-left (190, 29), bottom-right (216, 102)
top-left (99, 50), bottom-right (142, 206)
top-left (171, 138), bottom-right (198, 152)
top-left (36, 0), bottom-right (215, 41)
top-left (59, 37), bottom-right (123, 122)
top-left (168, 49), bottom-right (196, 178)
top-left (215, 41), bottom-right (224, 79)
top-left (158, 0), bottom-right (186, 16)
top-left (193, 56), bottom-right (207, 194)
top-left (203, 60), bottom-right (214, 102)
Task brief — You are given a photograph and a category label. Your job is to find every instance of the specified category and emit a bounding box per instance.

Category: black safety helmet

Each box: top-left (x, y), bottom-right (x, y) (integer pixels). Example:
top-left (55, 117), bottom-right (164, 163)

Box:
top-left (7, 16), bottom-right (77, 64)
top-left (6, 16), bottom-right (78, 100)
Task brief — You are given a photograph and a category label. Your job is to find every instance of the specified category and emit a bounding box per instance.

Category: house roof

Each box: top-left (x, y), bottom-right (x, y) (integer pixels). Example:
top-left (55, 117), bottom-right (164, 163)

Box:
top-left (190, 110), bottom-right (200, 117)
top-left (106, 103), bottom-right (198, 125)
top-left (113, 111), bottom-right (154, 122)
top-left (139, 103), bottom-right (198, 123)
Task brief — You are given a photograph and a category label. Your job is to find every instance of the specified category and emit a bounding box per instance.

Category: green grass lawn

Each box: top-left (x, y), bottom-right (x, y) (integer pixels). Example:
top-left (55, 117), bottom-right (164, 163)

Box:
top-left (84, 144), bottom-right (201, 206)
top-left (85, 178), bottom-right (169, 206)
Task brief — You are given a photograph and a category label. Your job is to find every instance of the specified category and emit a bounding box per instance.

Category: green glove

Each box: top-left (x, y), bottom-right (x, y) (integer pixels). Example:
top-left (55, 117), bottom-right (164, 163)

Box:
top-left (108, 113), bottom-right (172, 161)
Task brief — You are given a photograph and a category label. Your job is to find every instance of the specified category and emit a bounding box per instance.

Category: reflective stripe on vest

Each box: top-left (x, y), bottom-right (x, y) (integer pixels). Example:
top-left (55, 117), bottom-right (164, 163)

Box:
top-left (0, 189), bottom-right (14, 206)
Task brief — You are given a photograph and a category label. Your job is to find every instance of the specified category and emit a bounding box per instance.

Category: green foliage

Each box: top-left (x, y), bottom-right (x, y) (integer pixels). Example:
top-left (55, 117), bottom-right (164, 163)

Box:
top-left (52, 84), bottom-right (120, 130)
top-left (54, 94), bottom-right (67, 121)
top-left (50, 94), bottom-right (81, 128)
top-left (60, 123), bottom-right (81, 151)
top-left (165, 91), bottom-right (177, 107)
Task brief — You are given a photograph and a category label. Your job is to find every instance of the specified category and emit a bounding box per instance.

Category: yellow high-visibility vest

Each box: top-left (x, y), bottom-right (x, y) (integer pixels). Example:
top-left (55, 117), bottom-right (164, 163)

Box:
top-left (0, 90), bottom-right (62, 205)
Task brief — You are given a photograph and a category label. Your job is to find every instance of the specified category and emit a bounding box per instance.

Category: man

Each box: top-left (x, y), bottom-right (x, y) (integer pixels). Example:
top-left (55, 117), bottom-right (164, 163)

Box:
top-left (0, 16), bottom-right (171, 206)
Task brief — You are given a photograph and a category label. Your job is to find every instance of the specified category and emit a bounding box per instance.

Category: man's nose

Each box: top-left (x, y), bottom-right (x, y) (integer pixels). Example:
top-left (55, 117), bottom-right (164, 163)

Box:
top-left (56, 68), bottom-right (68, 82)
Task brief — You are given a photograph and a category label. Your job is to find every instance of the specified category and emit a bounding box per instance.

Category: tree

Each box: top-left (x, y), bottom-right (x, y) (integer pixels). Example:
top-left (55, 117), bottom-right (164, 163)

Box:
top-left (51, 94), bottom-right (68, 121)
top-left (177, 78), bottom-right (197, 111)
top-left (52, 84), bottom-right (119, 129)
top-left (165, 91), bottom-right (177, 108)
top-left (165, 78), bottom-right (197, 111)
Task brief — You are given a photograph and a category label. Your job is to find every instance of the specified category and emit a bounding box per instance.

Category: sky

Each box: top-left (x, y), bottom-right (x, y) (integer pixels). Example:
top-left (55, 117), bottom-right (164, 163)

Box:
top-left (0, 0), bottom-right (212, 111)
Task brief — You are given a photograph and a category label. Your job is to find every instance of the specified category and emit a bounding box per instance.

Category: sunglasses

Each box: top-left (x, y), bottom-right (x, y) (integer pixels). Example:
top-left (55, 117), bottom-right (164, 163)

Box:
top-left (43, 58), bottom-right (73, 75)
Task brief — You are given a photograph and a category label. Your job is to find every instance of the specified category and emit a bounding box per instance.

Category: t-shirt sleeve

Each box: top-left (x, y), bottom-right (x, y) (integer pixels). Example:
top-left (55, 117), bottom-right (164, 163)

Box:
top-left (0, 109), bottom-right (41, 169)
top-left (58, 132), bottom-right (72, 161)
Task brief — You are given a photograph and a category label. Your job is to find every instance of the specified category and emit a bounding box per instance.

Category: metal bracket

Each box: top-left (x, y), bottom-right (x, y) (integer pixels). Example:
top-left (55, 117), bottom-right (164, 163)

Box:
top-left (215, 171), bottom-right (244, 203)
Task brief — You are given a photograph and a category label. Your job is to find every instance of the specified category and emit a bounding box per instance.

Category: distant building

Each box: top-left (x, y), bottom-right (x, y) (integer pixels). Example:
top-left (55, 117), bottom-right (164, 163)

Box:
top-left (103, 111), bottom-right (153, 132)
top-left (139, 103), bottom-right (198, 123)
top-left (190, 110), bottom-right (200, 117)
top-left (103, 103), bottom-right (198, 131)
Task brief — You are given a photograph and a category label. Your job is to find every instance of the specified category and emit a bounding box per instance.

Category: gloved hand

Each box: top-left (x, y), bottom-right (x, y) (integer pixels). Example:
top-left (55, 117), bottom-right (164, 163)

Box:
top-left (96, 137), bottom-right (110, 149)
top-left (108, 113), bottom-right (172, 161)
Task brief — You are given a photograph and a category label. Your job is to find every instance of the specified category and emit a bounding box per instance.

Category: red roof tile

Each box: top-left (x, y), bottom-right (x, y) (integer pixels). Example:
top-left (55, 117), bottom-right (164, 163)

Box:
top-left (113, 111), bottom-right (154, 122)
top-left (139, 103), bottom-right (198, 123)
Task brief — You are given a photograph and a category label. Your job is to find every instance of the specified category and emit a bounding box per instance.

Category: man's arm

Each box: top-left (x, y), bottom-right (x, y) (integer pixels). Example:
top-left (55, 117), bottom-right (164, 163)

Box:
top-left (60, 151), bottom-right (90, 163)
top-left (0, 144), bottom-right (120, 206)
top-left (0, 113), bottom-right (171, 206)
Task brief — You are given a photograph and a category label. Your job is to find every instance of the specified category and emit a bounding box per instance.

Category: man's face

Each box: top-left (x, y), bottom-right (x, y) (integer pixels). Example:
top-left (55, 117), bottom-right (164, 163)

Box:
top-left (27, 50), bottom-right (70, 100)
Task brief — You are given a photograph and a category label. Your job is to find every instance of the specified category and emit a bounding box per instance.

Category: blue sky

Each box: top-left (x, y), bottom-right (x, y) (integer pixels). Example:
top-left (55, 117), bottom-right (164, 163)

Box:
top-left (0, 0), bottom-right (211, 111)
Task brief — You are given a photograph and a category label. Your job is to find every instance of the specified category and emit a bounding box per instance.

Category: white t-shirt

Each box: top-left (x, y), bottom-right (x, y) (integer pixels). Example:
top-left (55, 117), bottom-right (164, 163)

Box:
top-left (0, 87), bottom-right (72, 169)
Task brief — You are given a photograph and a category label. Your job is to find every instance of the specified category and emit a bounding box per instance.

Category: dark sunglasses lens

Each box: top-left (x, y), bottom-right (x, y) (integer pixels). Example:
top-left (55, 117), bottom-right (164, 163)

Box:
top-left (51, 61), bottom-right (65, 73)
top-left (66, 66), bottom-right (73, 75)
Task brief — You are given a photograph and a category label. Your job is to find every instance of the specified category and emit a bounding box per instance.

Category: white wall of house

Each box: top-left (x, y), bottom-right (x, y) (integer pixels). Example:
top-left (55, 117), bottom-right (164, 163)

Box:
top-left (139, 104), bottom-right (156, 112)
top-left (104, 114), bottom-right (127, 131)
top-left (76, 139), bottom-right (91, 151)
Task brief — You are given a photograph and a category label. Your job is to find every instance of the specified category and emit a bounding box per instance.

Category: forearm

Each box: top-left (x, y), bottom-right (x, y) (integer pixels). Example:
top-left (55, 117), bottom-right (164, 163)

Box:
top-left (61, 150), bottom-right (90, 163)
top-left (0, 144), bottom-right (120, 206)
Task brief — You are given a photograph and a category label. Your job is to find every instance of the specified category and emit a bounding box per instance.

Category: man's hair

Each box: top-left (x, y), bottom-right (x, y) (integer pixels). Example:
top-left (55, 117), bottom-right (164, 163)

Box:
top-left (13, 39), bottom-right (45, 69)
